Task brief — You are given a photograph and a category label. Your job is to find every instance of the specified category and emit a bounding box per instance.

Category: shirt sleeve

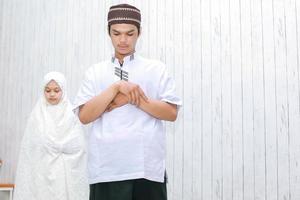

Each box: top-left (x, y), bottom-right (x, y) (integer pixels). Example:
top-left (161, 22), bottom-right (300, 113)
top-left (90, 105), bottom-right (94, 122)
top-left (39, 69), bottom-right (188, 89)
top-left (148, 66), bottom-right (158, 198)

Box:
top-left (72, 67), bottom-right (96, 115)
top-left (158, 64), bottom-right (182, 107)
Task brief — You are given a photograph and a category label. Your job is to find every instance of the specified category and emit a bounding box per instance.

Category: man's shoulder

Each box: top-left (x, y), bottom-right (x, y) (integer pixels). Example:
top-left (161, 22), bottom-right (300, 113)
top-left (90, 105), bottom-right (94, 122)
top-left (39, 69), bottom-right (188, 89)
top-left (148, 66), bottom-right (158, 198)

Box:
top-left (91, 59), bottom-right (111, 69)
top-left (137, 55), bottom-right (166, 69)
top-left (85, 60), bottom-right (111, 73)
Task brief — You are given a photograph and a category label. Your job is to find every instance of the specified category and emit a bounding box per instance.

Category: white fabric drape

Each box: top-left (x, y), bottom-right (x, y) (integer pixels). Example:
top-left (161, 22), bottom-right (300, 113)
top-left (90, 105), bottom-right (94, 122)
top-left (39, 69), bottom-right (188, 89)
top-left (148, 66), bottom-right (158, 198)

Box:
top-left (13, 72), bottom-right (89, 200)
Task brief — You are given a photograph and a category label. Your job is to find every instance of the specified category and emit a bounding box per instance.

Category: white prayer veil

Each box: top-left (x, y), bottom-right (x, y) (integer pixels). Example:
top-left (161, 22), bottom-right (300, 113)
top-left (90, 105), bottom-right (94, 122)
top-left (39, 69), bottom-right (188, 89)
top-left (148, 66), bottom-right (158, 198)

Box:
top-left (43, 71), bottom-right (67, 102)
top-left (14, 72), bottom-right (89, 200)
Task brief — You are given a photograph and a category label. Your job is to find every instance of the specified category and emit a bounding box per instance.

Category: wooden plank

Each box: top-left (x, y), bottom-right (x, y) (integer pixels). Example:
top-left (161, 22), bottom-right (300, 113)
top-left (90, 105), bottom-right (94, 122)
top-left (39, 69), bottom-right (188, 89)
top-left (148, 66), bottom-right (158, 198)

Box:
top-left (240, 0), bottom-right (255, 199)
top-left (229, 0), bottom-right (244, 199)
top-left (0, 0), bottom-right (9, 183)
top-left (220, 0), bottom-right (233, 199)
top-left (201, 0), bottom-right (213, 199)
top-left (182, 0), bottom-right (193, 198)
top-left (139, 0), bottom-right (150, 56)
top-left (210, 0), bottom-right (223, 199)
top-left (172, 0), bottom-right (184, 199)
top-left (6, 0), bottom-right (19, 184)
top-left (191, 0), bottom-right (202, 199)
top-left (273, 0), bottom-right (290, 199)
top-left (156, 0), bottom-right (166, 62)
top-left (0, 184), bottom-right (14, 188)
top-left (261, 0), bottom-right (278, 199)
top-left (164, 0), bottom-right (176, 199)
top-left (285, 0), bottom-right (300, 199)
top-left (10, 0), bottom-right (28, 184)
top-left (251, 0), bottom-right (267, 199)
top-left (297, 0), bottom-right (300, 116)
top-left (149, 0), bottom-right (158, 59)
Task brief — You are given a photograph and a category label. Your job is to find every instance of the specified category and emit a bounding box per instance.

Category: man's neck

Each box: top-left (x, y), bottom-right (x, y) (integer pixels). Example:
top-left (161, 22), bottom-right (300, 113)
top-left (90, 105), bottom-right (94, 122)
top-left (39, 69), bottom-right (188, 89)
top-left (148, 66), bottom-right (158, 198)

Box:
top-left (115, 55), bottom-right (124, 64)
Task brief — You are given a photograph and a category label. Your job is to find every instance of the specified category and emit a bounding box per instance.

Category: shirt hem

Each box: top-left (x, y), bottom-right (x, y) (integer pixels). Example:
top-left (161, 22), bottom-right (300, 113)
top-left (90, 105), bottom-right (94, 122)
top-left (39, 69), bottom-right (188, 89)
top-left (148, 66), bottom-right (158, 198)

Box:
top-left (88, 172), bottom-right (164, 184)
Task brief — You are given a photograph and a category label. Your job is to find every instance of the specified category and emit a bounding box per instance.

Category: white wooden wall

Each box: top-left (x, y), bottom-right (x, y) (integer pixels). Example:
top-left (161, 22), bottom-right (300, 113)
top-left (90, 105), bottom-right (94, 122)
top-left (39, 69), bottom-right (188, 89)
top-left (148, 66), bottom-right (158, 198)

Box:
top-left (0, 0), bottom-right (300, 200)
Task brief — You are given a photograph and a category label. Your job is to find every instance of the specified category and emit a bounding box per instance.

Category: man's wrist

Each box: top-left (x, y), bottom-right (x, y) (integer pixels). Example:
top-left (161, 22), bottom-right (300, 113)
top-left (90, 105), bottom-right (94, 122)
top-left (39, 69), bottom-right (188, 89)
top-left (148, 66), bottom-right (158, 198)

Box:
top-left (112, 81), bottom-right (121, 93)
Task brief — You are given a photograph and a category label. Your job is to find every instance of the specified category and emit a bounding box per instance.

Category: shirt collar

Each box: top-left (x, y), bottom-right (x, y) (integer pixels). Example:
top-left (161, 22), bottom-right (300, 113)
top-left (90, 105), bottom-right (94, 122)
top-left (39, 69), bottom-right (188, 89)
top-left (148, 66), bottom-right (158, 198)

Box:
top-left (111, 52), bottom-right (135, 65)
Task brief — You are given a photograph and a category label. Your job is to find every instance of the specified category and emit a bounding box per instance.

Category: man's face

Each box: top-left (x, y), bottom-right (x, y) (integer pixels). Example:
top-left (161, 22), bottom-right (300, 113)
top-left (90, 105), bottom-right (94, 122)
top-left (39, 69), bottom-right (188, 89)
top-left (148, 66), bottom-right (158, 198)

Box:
top-left (109, 24), bottom-right (139, 60)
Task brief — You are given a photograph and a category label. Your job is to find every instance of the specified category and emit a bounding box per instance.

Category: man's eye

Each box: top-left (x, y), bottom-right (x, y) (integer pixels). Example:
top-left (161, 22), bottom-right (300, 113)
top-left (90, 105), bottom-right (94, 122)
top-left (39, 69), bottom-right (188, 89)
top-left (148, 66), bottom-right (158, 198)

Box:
top-left (128, 34), bottom-right (133, 36)
top-left (113, 33), bottom-right (120, 36)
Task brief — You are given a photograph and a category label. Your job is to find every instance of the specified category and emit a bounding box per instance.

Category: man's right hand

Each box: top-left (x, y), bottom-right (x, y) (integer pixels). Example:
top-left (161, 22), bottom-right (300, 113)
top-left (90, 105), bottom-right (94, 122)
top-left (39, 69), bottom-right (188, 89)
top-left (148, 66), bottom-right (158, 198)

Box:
top-left (117, 80), bottom-right (148, 106)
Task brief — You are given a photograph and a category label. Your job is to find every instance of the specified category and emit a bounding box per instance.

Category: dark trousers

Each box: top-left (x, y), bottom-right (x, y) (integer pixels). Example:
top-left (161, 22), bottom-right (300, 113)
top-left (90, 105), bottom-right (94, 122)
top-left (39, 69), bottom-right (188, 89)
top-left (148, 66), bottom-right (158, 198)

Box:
top-left (89, 178), bottom-right (167, 200)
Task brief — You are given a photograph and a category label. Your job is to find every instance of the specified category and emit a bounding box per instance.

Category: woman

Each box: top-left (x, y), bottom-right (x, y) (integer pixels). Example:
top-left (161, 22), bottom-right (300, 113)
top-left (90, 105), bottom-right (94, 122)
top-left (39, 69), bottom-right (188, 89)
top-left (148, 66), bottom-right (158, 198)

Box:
top-left (14, 72), bottom-right (89, 200)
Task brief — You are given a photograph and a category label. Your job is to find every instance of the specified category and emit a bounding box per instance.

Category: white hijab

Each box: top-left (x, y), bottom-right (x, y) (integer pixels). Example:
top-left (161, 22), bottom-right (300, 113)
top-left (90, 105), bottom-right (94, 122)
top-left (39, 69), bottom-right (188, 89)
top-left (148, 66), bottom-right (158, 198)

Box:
top-left (14, 72), bottom-right (89, 200)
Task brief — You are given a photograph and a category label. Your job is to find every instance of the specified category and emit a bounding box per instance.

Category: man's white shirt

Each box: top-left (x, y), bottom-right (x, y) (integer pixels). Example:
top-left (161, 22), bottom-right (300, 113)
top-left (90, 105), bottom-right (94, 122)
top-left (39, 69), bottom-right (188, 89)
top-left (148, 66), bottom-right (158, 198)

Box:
top-left (73, 54), bottom-right (182, 184)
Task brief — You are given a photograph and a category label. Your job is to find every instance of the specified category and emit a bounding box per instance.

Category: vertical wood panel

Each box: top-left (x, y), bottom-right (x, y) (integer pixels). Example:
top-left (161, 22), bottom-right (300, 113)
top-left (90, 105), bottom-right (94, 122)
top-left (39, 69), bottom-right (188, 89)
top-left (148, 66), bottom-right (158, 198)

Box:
top-left (211, 0), bottom-right (223, 199)
top-left (262, 0), bottom-right (278, 199)
top-left (172, 0), bottom-right (184, 199)
top-left (251, 0), bottom-right (267, 199)
top-left (164, 0), bottom-right (176, 199)
top-left (220, 0), bottom-right (233, 199)
top-left (191, 0), bottom-right (202, 199)
top-left (201, 0), bottom-right (213, 199)
top-left (230, 0), bottom-right (244, 199)
top-left (241, 0), bottom-right (255, 199)
top-left (287, 0), bottom-right (300, 199)
top-left (273, 0), bottom-right (290, 199)
top-left (182, 0), bottom-right (193, 198)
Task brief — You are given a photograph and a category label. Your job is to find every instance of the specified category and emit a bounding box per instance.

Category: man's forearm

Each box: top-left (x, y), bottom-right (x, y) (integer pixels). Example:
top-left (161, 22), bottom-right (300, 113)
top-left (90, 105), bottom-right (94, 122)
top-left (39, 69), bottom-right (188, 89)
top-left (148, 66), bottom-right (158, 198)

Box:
top-left (79, 83), bottom-right (120, 124)
top-left (138, 99), bottom-right (178, 121)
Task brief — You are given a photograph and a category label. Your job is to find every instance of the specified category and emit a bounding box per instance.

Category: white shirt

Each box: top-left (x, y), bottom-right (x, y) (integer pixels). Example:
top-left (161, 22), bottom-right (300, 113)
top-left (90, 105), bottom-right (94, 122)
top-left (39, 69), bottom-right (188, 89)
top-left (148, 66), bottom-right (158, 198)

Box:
top-left (73, 54), bottom-right (182, 183)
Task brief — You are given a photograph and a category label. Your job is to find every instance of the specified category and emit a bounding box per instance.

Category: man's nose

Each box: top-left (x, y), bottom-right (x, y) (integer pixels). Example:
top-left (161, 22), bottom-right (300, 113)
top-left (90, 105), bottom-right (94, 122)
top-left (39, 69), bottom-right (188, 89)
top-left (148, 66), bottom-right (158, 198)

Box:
top-left (120, 35), bottom-right (127, 42)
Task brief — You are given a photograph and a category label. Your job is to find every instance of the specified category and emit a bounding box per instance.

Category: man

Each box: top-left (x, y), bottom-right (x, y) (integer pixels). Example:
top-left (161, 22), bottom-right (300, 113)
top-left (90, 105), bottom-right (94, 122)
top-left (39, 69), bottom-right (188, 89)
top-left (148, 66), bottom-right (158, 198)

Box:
top-left (73, 3), bottom-right (182, 200)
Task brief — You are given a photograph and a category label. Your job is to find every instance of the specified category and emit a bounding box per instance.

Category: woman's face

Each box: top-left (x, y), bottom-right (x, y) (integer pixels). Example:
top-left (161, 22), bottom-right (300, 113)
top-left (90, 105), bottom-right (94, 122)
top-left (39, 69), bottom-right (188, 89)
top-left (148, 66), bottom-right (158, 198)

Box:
top-left (44, 80), bottom-right (63, 105)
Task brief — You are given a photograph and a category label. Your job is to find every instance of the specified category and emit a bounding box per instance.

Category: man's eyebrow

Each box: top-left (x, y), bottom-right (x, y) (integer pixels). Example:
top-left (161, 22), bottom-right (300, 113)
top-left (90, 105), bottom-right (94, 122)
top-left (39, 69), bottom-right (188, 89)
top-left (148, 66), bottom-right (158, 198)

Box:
top-left (112, 29), bottom-right (120, 33)
top-left (111, 29), bottom-right (136, 33)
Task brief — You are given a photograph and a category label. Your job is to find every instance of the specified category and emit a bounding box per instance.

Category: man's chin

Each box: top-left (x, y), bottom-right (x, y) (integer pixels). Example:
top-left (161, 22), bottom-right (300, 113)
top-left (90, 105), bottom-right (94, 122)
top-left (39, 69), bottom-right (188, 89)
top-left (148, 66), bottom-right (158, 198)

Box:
top-left (118, 51), bottom-right (130, 55)
top-left (115, 50), bottom-right (135, 59)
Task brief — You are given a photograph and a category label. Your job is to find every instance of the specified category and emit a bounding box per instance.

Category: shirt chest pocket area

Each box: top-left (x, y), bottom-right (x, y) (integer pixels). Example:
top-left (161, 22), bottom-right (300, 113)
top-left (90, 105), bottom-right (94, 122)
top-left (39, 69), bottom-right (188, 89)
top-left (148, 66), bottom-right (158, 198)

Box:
top-left (136, 81), bottom-right (155, 99)
top-left (129, 70), bottom-right (159, 99)
top-left (93, 69), bottom-right (116, 94)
